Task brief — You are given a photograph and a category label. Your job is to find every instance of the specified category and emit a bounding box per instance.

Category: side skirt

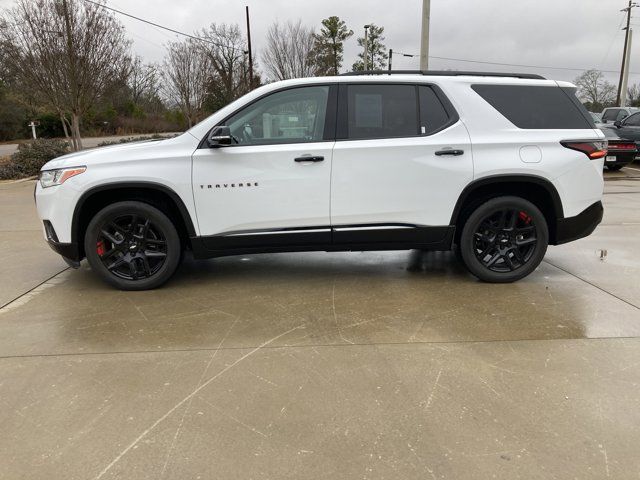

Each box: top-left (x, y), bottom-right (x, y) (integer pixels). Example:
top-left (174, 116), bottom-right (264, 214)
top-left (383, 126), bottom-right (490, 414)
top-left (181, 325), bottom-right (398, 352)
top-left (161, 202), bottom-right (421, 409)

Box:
top-left (191, 225), bottom-right (455, 260)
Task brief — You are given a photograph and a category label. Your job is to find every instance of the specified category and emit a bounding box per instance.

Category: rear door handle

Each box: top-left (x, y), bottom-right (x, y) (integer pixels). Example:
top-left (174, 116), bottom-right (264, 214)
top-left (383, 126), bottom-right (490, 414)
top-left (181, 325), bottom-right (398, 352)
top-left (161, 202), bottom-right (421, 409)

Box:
top-left (294, 155), bottom-right (324, 162)
top-left (435, 149), bottom-right (464, 156)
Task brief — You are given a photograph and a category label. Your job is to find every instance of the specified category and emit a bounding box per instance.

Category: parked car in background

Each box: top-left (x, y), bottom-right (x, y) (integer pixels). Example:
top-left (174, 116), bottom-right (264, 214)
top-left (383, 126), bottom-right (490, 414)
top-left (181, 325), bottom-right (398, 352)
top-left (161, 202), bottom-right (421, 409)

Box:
top-left (600, 107), bottom-right (640, 124)
top-left (599, 127), bottom-right (638, 171)
top-left (590, 111), bottom-right (607, 129)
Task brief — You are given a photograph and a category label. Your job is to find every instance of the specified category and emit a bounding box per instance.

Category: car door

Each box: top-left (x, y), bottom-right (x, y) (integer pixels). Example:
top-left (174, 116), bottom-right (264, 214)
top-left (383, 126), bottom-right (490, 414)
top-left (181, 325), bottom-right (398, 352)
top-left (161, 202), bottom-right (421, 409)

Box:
top-left (192, 85), bottom-right (336, 251)
top-left (618, 112), bottom-right (640, 141)
top-left (330, 83), bottom-right (472, 246)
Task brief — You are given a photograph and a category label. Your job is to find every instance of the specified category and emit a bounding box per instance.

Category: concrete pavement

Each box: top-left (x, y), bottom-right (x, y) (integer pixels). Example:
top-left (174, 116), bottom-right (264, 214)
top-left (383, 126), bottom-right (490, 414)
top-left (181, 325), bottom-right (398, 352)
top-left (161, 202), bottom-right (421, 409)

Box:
top-left (0, 171), bottom-right (639, 479)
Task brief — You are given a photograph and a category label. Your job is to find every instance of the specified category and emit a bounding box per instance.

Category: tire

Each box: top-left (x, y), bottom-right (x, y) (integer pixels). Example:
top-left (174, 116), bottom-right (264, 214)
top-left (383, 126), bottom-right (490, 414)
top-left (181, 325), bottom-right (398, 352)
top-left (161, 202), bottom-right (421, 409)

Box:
top-left (84, 201), bottom-right (182, 290)
top-left (459, 196), bottom-right (548, 283)
top-left (607, 164), bottom-right (624, 171)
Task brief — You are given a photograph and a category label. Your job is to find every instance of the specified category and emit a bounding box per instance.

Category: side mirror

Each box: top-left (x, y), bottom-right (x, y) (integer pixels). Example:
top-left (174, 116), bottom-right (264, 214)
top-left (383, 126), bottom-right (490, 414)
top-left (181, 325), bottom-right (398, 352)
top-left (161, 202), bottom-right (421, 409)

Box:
top-left (207, 126), bottom-right (233, 147)
top-left (614, 120), bottom-right (623, 128)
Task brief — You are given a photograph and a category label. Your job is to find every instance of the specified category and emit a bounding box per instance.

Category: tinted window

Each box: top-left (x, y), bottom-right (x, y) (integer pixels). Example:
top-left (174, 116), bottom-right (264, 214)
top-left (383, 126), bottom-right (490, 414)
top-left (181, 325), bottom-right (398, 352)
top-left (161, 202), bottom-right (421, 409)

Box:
top-left (226, 86), bottom-right (329, 145)
top-left (625, 112), bottom-right (640, 126)
top-left (472, 84), bottom-right (592, 129)
top-left (602, 109), bottom-right (620, 122)
top-left (617, 110), bottom-right (629, 121)
top-left (419, 86), bottom-right (450, 135)
top-left (347, 84), bottom-right (418, 139)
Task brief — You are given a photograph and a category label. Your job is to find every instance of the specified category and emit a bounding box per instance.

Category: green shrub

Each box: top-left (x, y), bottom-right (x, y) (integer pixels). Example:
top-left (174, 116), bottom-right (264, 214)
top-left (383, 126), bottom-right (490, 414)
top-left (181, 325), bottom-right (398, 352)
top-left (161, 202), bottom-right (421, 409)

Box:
top-left (0, 139), bottom-right (70, 180)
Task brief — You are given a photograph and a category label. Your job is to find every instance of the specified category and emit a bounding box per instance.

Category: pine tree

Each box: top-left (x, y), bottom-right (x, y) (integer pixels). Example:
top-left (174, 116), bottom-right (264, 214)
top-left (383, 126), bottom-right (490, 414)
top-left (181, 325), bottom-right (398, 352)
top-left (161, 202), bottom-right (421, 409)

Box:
top-left (310, 16), bottom-right (353, 76)
top-left (352, 24), bottom-right (387, 71)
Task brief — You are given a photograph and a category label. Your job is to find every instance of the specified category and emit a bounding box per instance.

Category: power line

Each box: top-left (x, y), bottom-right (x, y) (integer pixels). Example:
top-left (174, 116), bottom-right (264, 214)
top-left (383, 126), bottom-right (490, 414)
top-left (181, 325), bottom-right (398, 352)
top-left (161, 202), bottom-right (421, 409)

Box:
top-left (81, 0), bottom-right (225, 48)
top-left (81, 0), bottom-right (640, 78)
top-left (429, 54), bottom-right (640, 76)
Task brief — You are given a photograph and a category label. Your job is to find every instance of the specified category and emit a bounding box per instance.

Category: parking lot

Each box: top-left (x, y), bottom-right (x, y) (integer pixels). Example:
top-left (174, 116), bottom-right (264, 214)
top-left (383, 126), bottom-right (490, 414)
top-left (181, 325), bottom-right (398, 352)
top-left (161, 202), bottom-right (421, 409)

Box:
top-left (1, 168), bottom-right (639, 479)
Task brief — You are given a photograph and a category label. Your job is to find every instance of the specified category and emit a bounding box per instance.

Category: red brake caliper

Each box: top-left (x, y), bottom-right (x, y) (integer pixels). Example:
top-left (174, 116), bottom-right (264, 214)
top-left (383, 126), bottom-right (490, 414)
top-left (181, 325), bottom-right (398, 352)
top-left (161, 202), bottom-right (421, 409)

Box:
top-left (518, 211), bottom-right (532, 225)
top-left (96, 240), bottom-right (106, 256)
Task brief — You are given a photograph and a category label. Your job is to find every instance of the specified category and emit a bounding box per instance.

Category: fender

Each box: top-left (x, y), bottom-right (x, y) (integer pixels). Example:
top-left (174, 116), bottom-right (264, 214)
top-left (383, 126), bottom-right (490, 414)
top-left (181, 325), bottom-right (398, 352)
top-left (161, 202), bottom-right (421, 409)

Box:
top-left (71, 181), bottom-right (197, 245)
top-left (450, 174), bottom-right (564, 225)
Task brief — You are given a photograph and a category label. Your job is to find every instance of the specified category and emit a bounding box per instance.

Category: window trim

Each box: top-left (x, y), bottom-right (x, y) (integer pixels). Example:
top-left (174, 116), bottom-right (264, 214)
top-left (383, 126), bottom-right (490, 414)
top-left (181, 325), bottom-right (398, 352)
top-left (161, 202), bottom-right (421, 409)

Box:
top-left (335, 82), bottom-right (459, 141)
top-left (198, 84), bottom-right (338, 149)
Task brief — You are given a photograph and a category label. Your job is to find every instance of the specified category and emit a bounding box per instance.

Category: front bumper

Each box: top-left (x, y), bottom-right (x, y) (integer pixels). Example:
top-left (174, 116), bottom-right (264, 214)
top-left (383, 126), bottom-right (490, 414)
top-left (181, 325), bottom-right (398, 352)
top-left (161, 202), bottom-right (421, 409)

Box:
top-left (42, 219), bottom-right (82, 267)
top-left (555, 201), bottom-right (603, 245)
top-left (47, 239), bottom-right (81, 262)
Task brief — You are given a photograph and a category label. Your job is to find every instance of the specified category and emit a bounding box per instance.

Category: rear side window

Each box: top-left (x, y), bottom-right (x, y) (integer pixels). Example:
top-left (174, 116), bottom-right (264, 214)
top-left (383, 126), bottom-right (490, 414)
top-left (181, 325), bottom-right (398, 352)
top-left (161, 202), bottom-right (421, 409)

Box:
top-left (418, 86), bottom-right (450, 135)
top-left (347, 84), bottom-right (418, 139)
top-left (602, 109), bottom-right (621, 122)
top-left (471, 84), bottom-right (593, 129)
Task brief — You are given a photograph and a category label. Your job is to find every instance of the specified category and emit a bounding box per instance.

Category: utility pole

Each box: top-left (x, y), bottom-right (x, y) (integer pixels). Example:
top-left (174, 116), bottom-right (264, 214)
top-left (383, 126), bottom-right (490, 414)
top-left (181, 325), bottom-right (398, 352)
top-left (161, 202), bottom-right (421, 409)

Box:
top-left (617, 1), bottom-right (638, 106)
top-left (621, 29), bottom-right (633, 106)
top-left (364, 24), bottom-right (371, 70)
top-left (420, 0), bottom-right (431, 70)
top-left (388, 49), bottom-right (393, 72)
top-left (245, 6), bottom-right (254, 89)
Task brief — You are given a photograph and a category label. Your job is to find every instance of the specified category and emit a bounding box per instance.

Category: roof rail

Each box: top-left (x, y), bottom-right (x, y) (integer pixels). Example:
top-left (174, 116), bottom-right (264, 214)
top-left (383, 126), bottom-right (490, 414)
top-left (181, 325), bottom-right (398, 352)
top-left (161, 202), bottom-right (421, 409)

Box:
top-left (339, 70), bottom-right (546, 80)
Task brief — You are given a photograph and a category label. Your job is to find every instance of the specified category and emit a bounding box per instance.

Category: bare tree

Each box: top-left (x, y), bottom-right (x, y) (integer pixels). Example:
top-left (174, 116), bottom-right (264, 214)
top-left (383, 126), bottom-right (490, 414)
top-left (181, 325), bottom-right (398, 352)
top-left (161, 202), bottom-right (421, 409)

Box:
top-left (627, 84), bottom-right (640, 107)
top-left (200, 23), bottom-right (252, 111)
top-left (262, 20), bottom-right (315, 81)
top-left (574, 69), bottom-right (616, 112)
top-left (162, 38), bottom-right (210, 128)
top-left (128, 56), bottom-right (160, 106)
top-left (0, 0), bottom-right (130, 150)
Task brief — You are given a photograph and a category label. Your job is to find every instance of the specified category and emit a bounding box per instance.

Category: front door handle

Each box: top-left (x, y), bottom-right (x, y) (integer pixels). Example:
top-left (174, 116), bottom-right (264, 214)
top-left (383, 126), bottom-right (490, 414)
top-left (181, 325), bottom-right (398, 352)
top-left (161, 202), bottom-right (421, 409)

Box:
top-left (294, 155), bottom-right (324, 162)
top-left (435, 149), bottom-right (464, 156)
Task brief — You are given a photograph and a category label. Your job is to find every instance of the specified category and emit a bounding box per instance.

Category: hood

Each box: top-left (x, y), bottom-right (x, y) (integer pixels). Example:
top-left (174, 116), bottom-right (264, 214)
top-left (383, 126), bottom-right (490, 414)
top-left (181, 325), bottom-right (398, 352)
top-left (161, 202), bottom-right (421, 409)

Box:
top-left (41, 133), bottom-right (199, 170)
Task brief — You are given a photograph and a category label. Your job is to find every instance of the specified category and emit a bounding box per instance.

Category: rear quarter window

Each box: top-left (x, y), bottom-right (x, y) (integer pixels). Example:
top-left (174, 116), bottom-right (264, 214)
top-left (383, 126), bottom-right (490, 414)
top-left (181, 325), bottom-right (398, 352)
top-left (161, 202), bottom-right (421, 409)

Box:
top-left (471, 84), bottom-right (593, 129)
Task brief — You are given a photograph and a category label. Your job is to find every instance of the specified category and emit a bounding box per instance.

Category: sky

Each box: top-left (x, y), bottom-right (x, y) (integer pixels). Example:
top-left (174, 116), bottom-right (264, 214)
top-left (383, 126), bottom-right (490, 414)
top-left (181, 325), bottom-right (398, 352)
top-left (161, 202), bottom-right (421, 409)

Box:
top-left (0, 0), bottom-right (638, 85)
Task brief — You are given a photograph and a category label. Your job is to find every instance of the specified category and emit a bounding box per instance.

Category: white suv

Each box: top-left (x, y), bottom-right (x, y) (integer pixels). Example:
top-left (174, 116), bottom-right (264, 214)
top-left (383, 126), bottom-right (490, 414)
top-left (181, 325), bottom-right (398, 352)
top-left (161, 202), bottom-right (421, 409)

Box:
top-left (35, 71), bottom-right (605, 290)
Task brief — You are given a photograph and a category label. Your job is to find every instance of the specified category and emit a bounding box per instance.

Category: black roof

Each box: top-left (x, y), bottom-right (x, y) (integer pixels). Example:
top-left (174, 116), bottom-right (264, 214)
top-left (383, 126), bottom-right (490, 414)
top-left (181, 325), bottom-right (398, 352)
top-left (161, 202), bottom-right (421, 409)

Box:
top-left (339, 70), bottom-right (546, 80)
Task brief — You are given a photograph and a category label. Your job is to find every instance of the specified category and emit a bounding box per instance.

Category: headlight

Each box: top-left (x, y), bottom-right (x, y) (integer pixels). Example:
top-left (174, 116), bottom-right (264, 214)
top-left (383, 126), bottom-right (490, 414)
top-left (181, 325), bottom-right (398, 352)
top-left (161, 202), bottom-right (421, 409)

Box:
top-left (39, 167), bottom-right (86, 188)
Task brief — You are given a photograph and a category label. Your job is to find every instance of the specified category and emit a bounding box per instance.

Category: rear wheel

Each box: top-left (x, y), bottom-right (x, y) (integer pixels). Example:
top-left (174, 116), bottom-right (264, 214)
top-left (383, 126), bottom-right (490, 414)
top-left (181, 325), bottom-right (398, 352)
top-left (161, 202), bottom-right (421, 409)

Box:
top-left (84, 201), bottom-right (181, 290)
top-left (459, 196), bottom-right (548, 283)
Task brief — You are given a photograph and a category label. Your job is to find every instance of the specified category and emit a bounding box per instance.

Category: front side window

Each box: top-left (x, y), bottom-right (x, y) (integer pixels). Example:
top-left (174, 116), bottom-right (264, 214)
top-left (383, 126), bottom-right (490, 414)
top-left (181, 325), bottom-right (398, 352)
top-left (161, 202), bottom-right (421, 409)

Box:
top-left (625, 112), bottom-right (640, 126)
top-left (225, 86), bottom-right (329, 146)
top-left (617, 110), bottom-right (630, 121)
top-left (347, 84), bottom-right (418, 140)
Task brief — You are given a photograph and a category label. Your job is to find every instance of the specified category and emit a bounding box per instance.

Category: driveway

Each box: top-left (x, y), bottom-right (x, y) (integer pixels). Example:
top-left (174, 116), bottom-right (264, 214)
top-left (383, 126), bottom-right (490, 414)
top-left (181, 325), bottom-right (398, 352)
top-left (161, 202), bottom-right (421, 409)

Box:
top-left (0, 170), bottom-right (639, 479)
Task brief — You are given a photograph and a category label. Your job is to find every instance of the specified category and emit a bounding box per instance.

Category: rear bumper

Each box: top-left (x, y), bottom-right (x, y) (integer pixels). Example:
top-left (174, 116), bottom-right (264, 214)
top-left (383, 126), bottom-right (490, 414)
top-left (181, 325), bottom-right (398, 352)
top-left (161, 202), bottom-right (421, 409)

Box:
top-left (555, 201), bottom-right (603, 245)
top-left (604, 151), bottom-right (635, 166)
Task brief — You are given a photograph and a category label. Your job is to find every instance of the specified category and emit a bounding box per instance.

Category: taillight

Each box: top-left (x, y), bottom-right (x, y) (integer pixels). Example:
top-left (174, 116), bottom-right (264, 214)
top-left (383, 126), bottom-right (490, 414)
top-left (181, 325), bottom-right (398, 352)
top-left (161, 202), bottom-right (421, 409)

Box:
top-left (607, 141), bottom-right (636, 151)
top-left (561, 140), bottom-right (608, 159)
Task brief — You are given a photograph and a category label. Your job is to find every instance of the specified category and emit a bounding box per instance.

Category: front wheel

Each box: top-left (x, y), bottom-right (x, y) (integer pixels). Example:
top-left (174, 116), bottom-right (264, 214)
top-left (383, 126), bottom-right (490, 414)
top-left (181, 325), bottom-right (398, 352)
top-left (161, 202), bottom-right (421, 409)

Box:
top-left (459, 197), bottom-right (548, 283)
top-left (84, 201), bottom-right (182, 290)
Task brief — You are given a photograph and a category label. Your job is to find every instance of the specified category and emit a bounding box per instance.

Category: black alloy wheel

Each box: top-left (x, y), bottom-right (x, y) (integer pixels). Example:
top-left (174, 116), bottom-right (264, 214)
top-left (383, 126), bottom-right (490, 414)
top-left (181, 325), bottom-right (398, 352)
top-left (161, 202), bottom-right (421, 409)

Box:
top-left (96, 214), bottom-right (167, 280)
top-left (85, 201), bottom-right (181, 290)
top-left (472, 208), bottom-right (537, 273)
top-left (459, 197), bottom-right (549, 283)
